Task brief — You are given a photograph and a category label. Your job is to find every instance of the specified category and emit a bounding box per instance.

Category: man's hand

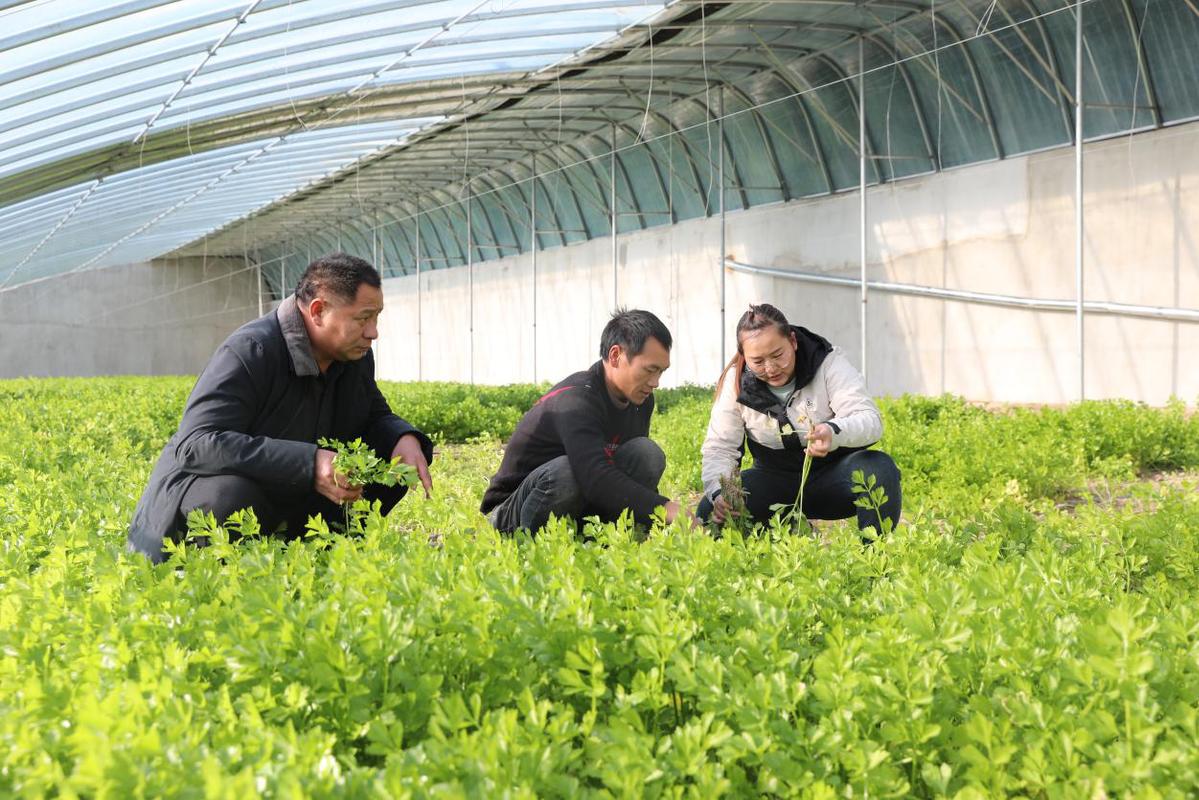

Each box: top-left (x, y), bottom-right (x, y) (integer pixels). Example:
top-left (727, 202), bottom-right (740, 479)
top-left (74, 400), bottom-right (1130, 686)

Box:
top-left (391, 433), bottom-right (433, 498)
top-left (665, 499), bottom-right (701, 530)
top-left (315, 448), bottom-right (363, 505)
top-left (709, 494), bottom-right (737, 524)
top-left (806, 422), bottom-right (834, 458)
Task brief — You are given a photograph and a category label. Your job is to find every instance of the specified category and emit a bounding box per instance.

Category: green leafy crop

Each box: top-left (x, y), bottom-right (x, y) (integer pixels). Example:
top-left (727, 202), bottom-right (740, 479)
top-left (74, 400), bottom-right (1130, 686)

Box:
top-left (317, 436), bottom-right (419, 489)
top-left (2, 376), bottom-right (1199, 797)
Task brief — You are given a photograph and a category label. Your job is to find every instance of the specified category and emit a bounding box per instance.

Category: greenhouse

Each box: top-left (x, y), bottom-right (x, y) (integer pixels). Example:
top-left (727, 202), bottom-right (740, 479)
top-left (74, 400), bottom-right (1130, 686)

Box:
top-left (1, 0), bottom-right (1194, 400)
top-left (2, 0), bottom-right (1199, 796)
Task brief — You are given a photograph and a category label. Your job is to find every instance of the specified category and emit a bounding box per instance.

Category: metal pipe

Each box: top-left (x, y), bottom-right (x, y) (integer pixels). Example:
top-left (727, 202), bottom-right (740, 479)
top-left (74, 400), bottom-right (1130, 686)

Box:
top-left (718, 87), bottom-right (727, 368)
top-left (1075, 0), bottom-right (1085, 400)
top-left (610, 122), bottom-right (618, 310)
top-left (372, 213), bottom-right (379, 272)
top-left (467, 188), bottom-right (474, 385)
top-left (725, 260), bottom-right (1199, 324)
top-left (415, 203), bottom-right (422, 382)
top-left (531, 157), bottom-right (538, 384)
top-left (256, 260), bottom-right (263, 317)
top-left (858, 34), bottom-right (868, 380)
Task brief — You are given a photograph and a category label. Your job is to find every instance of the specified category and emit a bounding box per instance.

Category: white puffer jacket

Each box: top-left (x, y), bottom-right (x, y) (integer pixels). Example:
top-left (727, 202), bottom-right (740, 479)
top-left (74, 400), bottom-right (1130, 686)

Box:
top-left (700, 344), bottom-right (883, 500)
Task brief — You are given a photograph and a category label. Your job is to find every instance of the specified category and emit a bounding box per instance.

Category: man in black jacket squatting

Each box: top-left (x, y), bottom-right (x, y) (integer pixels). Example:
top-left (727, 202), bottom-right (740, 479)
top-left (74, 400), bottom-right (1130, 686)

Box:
top-left (127, 252), bottom-right (434, 562)
top-left (481, 308), bottom-right (694, 533)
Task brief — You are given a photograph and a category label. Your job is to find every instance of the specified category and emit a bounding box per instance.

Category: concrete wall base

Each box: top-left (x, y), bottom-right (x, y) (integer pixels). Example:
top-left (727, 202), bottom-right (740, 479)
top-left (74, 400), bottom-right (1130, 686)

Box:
top-left (376, 125), bottom-right (1199, 406)
top-left (0, 257), bottom-right (258, 378)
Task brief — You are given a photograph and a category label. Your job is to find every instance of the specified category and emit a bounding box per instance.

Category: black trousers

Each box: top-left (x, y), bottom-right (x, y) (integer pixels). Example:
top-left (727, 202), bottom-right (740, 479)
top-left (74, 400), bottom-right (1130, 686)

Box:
top-left (487, 437), bottom-right (666, 534)
top-left (697, 449), bottom-right (902, 533)
top-left (175, 474), bottom-right (409, 543)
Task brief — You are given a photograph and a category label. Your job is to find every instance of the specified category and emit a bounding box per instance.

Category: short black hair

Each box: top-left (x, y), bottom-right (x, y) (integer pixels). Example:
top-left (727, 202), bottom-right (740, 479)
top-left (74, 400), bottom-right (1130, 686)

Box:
top-left (599, 308), bottom-right (672, 358)
top-left (294, 252), bottom-right (381, 304)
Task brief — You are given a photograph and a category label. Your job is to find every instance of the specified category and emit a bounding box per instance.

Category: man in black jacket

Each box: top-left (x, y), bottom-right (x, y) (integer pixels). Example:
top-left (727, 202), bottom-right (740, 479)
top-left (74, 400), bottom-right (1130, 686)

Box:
top-left (128, 253), bottom-right (434, 562)
top-left (481, 308), bottom-right (692, 533)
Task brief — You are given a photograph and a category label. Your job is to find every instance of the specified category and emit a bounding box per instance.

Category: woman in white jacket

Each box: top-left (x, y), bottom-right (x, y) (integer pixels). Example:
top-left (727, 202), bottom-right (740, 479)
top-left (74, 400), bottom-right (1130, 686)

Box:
top-left (697, 303), bottom-right (901, 533)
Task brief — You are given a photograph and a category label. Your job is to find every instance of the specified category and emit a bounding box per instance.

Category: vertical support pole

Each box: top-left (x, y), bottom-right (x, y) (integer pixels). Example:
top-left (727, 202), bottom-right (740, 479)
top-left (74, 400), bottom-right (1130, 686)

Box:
top-left (718, 87), bottom-right (727, 368)
top-left (1075, 1), bottom-right (1085, 401)
top-left (531, 157), bottom-right (539, 384)
top-left (256, 260), bottom-right (264, 317)
top-left (467, 187), bottom-right (475, 385)
top-left (372, 213), bottom-right (380, 272)
top-left (858, 35), bottom-right (869, 380)
top-left (372, 218), bottom-right (381, 364)
top-left (415, 203), bottom-right (423, 382)
top-left (611, 122), bottom-right (618, 310)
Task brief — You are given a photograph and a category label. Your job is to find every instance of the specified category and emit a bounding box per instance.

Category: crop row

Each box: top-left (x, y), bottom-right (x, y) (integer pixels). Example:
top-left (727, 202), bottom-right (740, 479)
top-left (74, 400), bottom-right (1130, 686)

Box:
top-left (0, 378), bottom-right (1197, 797)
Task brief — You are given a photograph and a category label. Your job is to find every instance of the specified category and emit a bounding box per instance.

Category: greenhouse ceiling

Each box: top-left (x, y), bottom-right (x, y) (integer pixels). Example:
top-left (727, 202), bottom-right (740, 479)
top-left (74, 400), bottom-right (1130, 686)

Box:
top-left (0, 0), bottom-right (1195, 291)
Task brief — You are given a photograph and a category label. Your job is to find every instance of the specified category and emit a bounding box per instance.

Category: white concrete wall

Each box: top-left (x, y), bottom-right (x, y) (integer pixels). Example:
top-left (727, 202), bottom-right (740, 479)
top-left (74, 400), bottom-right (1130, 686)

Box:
top-left (376, 124), bottom-right (1199, 405)
top-left (0, 257), bottom-right (259, 378)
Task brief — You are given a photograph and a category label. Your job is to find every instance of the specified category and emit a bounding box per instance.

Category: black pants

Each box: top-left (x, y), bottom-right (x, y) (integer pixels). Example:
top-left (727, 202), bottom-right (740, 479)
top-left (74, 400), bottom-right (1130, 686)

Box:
top-left (487, 437), bottom-right (666, 534)
top-left (175, 474), bottom-right (409, 542)
top-left (697, 449), bottom-right (902, 533)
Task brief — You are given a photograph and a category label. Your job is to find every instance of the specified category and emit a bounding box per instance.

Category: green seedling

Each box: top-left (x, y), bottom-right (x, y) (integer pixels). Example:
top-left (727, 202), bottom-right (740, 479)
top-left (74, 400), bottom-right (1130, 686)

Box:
top-left (709, 471), bottom-right (750, 535)
top-left (771, 416), bottom-right (816, 534)
top-left (851, 467), bottom-right (892, 540)
top-left (318, 436), bottom-right (420, 490)
top-left (318, 436), bottom-right (420, 529)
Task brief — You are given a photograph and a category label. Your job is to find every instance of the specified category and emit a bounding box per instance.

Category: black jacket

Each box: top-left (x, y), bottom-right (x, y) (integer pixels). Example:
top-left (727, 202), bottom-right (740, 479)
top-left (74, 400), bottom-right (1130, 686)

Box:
top-left (127, 296), bottom-right (432, 562)
top-left (480, 360), bottom-right (668, 523)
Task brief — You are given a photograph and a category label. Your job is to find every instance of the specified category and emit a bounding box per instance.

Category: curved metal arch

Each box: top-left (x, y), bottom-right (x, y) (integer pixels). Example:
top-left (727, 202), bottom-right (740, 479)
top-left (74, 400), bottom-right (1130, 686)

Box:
top-left (12, 10), bottom-right (606, 125)
top-left (379, 203), bottom-right (424, 272)
top-left (746, 6), bottom-right (996, 170)
top-left (8, 6), bottom-right (257, 88)
top-left (439, 201), bottom-right (473, 268)
top-left (466, 185), bottom-right (511, 259)
top-left (1009, 0), bottom-right (1075, 141)
top-left (538, 137), bottom-right (614, 232)
top-left (609, 85), bottom-right (709, 215)
top-left (861, 32), bottom-right (938, 174)
top-left (400, 210), bottom-right (425, 274)
top-left (1116, 0), bottom-right (1161, 128)
top-left (524, 167), bottom-right (571, 248)
top-left (557, 160), bottom-right (612, 237)
top-left (375, 208), bottom-right (415, 274)
top-left (469, 173), bottom-right (527, 254)
top-left (307, 229), bottom-right (343, 259)
top-left (222, 0), bottom-right (653, 51)
top-left (947, 0), bottom-right (1067, 144)
top-left (416, 202), bottom-right (456, 268)
top-left (479, 129), bottom-right (611, 223)
top-left (722, 82), bottom-right (790, 201)
top-left (519, 143), bottom-right (608, 238)
top-left (752, 63), bottom-right (835, 194)
top-left (603, 123), bottom-right (653, 232)
top-left (606, 114), bottom-right (671, 230)
top-left (570, 85), bottom-right (670, 223)
top-left (158, 42), bottom-right (584, 125)
top-left (429, 196), bottom-right (473, 267)
top-left (812, 51), bottom-right (881, 184)
top-left (629, 104), bottom-right (709, 214)
top-left (338, 217), bottom-right (376, 257)
top-left (446, 164), bottom-right (534, 247)
top-left (684, 95), bottom-right (748, 211)
top-left (926, 11), bottom-right (1004, 160)
top-left (386, 205), bottom-right (424, 263)
top-left (512, 127), bottom-right (591, 243)
top-left (724, 30), bottom-right (839, 196)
